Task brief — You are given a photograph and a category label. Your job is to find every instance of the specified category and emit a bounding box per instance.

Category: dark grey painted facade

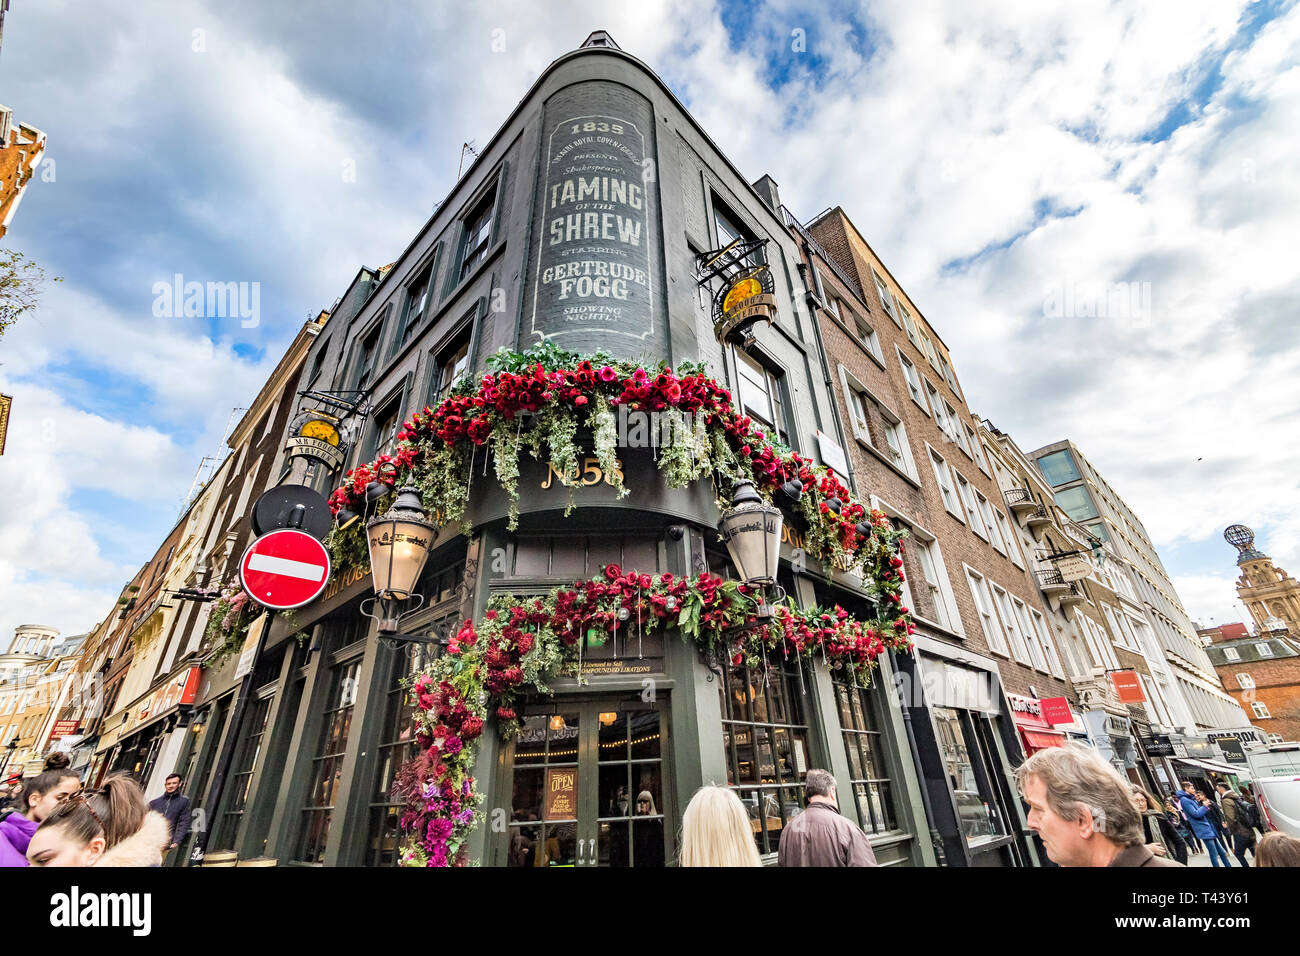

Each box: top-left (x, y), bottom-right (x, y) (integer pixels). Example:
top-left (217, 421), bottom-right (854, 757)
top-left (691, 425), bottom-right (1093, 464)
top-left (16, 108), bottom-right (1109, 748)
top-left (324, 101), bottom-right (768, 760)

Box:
top-left (189, 37), bottom-right (936, 867)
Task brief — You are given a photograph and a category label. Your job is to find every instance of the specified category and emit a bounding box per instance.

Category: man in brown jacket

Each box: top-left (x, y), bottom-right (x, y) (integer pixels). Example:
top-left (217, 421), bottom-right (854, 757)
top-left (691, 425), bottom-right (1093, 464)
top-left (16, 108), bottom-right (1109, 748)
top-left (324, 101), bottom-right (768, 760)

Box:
top-left (777, 769), bottom-right (878, 867)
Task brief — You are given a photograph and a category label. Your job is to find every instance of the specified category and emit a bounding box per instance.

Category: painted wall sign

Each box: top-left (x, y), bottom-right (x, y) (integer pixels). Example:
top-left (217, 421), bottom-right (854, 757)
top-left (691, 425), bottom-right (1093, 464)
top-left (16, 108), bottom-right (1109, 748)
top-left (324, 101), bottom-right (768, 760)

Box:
top-left (528, 83), bottom-right (663, 355)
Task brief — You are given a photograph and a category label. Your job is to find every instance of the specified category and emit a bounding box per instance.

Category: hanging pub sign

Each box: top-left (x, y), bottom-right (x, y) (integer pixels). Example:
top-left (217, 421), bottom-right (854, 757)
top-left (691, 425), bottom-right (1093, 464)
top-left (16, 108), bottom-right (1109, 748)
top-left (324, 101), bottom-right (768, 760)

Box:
top-left (285, 410), bottom-right (346, 472)
top-left (710, 260), bottom-right (776, 344)
top-left (0, 392), bottom-right (11, 456)
top-left (1054, 553), bottom-right (1094, 582)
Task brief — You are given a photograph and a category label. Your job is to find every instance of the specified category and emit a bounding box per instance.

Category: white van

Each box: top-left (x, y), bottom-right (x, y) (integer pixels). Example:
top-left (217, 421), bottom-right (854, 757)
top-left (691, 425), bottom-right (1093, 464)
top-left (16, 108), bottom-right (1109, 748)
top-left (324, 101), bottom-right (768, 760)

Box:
top-left (1245, 744), bottom-right (1300, 838)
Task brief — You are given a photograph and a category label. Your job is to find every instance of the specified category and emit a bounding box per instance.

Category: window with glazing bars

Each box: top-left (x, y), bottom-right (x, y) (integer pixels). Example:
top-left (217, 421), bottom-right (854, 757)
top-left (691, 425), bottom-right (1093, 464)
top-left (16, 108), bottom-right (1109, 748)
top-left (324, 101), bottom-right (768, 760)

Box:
top-left (364, 629), bottom-right (445, 866)
top-left (295, 655), bottom-right (361, 864)
top-left (210, 692), bottom-right (273, 852)
top-left (832, 677), bottom-right (898, 834)
top-left (718, 656), bottom-right (812, 856)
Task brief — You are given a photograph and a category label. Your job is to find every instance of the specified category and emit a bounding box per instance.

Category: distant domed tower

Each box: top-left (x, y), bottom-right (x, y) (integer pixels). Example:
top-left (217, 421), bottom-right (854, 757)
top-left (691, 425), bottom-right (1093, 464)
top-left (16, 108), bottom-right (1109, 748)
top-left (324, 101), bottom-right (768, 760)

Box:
top-left (1226, 525), bottom-right (1300, 635)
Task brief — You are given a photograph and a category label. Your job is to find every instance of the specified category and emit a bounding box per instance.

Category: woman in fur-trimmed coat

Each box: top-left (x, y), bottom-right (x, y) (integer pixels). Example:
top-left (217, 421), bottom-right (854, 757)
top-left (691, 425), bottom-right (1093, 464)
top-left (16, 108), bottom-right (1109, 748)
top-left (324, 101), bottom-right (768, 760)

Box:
top-left (25, 773), bottom-right (170, 868)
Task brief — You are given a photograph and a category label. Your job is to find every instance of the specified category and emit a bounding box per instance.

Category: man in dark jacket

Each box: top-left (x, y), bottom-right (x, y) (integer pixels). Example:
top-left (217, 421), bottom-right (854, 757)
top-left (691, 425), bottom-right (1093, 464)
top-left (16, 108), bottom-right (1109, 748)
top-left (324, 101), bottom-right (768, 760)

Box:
top-left (777, 769), bottom-right (878, 867)
top-left (1216, 782), bottom-right (1253, 867)
top-left (148, 773), bottom-right (192, 865)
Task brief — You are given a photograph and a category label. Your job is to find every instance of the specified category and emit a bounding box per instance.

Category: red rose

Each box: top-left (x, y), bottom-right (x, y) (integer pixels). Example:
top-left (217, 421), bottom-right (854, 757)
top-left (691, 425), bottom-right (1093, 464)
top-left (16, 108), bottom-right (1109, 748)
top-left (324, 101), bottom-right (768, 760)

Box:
top-left (495, 706), bottom-right (516, 721)
top-left (604, 564), bottom-right (622, 581)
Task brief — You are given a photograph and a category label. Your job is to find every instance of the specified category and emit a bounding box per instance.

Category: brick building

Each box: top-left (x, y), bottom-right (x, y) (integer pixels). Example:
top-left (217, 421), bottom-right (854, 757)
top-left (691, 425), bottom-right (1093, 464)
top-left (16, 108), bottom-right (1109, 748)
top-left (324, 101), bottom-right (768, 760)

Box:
top-left (1201, 622), bottom-right (1300, 744)
top-left (793, 204), bottom-right (1073, 864)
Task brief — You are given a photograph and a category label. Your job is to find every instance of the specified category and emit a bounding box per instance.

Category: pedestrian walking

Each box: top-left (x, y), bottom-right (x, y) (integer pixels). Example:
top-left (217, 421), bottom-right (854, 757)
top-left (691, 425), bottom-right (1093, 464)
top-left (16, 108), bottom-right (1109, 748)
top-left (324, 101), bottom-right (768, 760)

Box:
top-left (148, 773), bottom-right (192, 865)
top-left (1197, 788), bottom-right (1234, 858)
top-left (1016, 744), bottom-right (1181, 867)
top-left (1255, 833), bottom-right (1300, 867)
top-left (1238, 784), bottom-right (1265, 837)
top-left (0, 764), bottom-right (81, 867)
top-left (777, 768), bottom-right (877, 867)
top-left (677, 784), bottom-right (761, 866)
top-left (1132, 787), bottom-right (1186, 864)
top-left (1178, 782), bottom-right (1231, 867)
top-left (1164, 795), bottom-right (1197, 852)
top-left (1215, 782), bottom-right (1254, 866)
top-left (25, 773), bottom-right (170, 867)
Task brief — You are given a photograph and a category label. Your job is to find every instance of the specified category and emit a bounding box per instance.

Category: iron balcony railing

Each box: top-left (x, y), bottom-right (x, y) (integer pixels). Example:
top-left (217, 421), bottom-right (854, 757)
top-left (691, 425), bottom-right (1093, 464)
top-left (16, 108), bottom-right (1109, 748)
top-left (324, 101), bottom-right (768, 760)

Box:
top-left (1003, 488), bottom-right (1035, 508)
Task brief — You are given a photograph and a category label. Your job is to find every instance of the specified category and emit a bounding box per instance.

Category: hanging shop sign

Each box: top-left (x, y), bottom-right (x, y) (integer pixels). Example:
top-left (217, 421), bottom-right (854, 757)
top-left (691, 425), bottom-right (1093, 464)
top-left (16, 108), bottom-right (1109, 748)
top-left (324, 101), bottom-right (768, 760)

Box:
top-left (136, 666), bottom-right (201, 724)
top-left (286, 412), bottom-right (346, 472)
top-left (1109, 669), bottom-right (1147, 703)
top-left (712, 263), bottom-right (776, 343)
top-left (0, 393), bottom-right (11, 456)
top-left (1040, 696), bottom-right (1073, 725)
top-left (1141, 734), bottom-right (1175, 757)
top-left (239, 529), bottom-right (332, 610)
top-left (49, 720), bottom-right (81, 739)
top-left (1054, 553), bottom-right (1094, 582)
top-left (527, 83), bottom-right (663, 354)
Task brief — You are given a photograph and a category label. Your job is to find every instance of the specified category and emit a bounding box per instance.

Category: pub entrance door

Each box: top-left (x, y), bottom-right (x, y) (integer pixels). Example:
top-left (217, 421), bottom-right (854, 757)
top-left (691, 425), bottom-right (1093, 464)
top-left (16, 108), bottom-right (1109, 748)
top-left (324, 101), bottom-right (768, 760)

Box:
top-left (505, 693), bottom-right (672, 867)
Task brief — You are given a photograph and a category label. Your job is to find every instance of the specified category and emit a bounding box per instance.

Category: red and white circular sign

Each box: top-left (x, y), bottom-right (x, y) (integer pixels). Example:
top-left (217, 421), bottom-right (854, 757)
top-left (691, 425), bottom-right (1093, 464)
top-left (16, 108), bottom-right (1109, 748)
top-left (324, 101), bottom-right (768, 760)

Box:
top-left (239, 529), bottom-right (332, 610)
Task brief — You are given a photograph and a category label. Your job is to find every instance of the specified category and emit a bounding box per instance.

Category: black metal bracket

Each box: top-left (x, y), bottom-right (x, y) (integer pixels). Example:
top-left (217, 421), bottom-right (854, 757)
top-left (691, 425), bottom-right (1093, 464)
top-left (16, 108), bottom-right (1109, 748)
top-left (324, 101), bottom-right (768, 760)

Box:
top-left (694, 238), bottom-right (768, 285)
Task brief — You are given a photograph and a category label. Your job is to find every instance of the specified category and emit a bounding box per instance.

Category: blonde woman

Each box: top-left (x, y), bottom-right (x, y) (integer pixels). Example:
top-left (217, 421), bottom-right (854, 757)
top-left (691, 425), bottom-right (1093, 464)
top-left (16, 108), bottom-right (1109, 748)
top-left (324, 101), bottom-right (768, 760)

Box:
top-left (678, 784), bottom-right (762, 866)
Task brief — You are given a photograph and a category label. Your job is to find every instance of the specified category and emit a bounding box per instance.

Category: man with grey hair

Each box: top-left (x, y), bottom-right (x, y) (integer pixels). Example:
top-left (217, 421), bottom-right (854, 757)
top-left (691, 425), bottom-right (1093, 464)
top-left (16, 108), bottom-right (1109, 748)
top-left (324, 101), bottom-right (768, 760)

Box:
top-left (777, 768), bottom-right (878, 867)
top-left (1016, 743), bottom-right (1181, 867)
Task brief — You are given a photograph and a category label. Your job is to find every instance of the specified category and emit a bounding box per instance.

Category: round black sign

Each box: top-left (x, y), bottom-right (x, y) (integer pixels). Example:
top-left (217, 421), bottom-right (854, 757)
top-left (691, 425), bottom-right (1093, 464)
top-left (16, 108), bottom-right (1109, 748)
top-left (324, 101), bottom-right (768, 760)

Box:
top-left (251, 484), bottom-right (332, 540)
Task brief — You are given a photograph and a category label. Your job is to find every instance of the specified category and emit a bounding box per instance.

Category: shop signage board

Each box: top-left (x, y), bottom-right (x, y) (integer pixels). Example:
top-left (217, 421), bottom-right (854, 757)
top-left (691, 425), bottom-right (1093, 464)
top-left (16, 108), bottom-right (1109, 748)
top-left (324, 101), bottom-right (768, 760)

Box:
top-left (1109, 669), bottom-right (1147, 703)
top-left (135, 666), bottom-right (201, 724)
top-left (1210, 735), bottom-right (1248, 765)
top-left (239, 529), bottom-right (332, 610)
top-left (1040, 696), bottom-right (1073, 725)
top-left (1141, 734), bottom-right (1175, 757)
top-left (49, 720), bottom-right (80, 739)
top-left (234, 614), bottom-right (267, 680)
top-left (544, 767), bottom-right (578, 819)
top-left (1054, 553), bottom-right (1094, 582)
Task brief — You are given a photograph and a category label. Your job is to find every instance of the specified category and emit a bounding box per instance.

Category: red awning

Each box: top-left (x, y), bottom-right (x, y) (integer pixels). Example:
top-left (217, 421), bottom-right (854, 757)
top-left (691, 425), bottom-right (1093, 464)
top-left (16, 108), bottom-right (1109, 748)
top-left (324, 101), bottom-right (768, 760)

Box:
top-left (1022, 730), bottom-right (1066, 751)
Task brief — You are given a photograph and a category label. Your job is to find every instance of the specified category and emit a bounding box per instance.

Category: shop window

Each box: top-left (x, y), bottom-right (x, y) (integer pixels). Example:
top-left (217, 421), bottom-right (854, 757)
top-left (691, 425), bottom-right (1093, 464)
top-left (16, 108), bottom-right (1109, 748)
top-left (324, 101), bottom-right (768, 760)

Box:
top-left (932, 706), bottom-right (1008, 849)
top-left (210, 692), bottom-right (274, 852)
top-left (295, 655), bottom-right (362, 864)
top-left (718, 657), bottom-right (812, 857)
top-left (833, 678), bottom-right (898, 834)
top-left (713, 202), bottom-right (763, 267)
top-left (365, 630), bottom-right (445, 866)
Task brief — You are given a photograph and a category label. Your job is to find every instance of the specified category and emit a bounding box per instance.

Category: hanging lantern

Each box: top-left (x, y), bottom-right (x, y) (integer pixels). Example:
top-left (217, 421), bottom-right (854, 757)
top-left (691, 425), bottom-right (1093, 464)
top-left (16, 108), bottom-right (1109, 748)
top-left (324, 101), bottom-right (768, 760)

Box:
top-left (719, 480), bottom-right (783, 586)
top-left (365, 486), bottom-right (435, 632)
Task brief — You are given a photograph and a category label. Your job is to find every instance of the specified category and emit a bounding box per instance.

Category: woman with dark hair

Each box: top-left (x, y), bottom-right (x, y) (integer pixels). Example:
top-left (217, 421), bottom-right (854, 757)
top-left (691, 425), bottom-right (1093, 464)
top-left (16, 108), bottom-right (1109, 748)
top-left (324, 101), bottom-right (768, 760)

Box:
top-left (0, 762), bottom-right (81, 867)
top-left (1132, 787), bottom-right (1187, 864)
top-left (25, 773), bottom-right (170, 867)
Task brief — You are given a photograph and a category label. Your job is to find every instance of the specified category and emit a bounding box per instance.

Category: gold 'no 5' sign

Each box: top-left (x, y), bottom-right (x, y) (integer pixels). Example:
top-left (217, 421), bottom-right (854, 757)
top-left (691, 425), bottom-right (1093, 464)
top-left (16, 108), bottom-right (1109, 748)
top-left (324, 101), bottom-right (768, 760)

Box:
top-left (540, 456), bottom-right (625, 489)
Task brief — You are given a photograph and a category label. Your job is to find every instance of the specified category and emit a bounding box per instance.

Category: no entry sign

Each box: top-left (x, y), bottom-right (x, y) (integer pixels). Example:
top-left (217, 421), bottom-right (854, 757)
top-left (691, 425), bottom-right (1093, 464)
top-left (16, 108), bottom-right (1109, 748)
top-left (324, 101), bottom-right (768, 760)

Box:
top-left (239, 529), bottom-right (332, 610)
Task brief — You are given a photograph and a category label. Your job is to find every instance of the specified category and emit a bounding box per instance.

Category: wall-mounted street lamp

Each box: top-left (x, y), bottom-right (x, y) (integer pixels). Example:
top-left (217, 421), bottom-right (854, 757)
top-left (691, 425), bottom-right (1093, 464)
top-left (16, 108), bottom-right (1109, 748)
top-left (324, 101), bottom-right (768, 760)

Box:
top-left (719, 479), bottom-right (784, 618)
top-left (361, 486), bottom-right (438, 641)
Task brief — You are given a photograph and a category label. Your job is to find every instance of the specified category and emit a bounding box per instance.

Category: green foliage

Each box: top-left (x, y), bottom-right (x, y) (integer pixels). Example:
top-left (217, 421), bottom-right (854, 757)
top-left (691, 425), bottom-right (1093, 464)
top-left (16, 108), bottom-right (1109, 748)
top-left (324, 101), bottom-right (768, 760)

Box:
top-left (0, 249), bottom-right (61, 340)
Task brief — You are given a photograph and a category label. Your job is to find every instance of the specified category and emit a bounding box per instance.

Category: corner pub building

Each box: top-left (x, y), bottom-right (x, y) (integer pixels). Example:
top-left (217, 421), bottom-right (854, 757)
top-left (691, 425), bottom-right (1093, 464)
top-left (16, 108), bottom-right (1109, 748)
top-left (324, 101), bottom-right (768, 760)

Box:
top-left (189, 32), bottom-right (1044, 867)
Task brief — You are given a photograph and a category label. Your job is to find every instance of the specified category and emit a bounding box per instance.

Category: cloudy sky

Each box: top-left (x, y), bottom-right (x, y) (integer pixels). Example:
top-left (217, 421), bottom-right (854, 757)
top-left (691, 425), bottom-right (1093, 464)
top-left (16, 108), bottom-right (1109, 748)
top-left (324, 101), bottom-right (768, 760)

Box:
top-left (1, 0), bottom-right (1297, 642)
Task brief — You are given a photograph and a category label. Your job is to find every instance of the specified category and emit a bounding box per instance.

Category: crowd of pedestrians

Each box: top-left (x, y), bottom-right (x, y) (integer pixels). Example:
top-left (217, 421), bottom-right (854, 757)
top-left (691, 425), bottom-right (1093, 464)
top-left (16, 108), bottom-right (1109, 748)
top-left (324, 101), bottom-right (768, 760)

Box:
top-left (0, 754), bottom-right (178, 867)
